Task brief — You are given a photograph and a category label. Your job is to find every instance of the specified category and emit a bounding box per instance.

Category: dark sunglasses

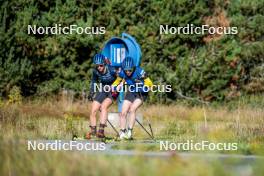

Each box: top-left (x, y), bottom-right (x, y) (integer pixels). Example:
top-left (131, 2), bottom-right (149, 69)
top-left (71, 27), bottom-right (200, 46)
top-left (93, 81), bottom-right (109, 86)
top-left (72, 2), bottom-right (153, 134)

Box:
top-left (96, 64), bottom-right (104, 68)
top-left (125, 69), bottom-right (133, 73)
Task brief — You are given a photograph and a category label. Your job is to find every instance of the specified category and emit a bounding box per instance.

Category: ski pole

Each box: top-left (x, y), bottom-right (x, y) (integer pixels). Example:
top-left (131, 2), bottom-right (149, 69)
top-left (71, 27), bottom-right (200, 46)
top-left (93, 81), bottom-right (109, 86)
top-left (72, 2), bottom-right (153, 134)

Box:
top-left (107, 119), bottom-right (119, 137)
top-left (98, 108), bottom-right (119, 137)
top-left (135, 118), bottom-right (154, 139)
top-left (138, 92), bottom-right (154, 139)
top-left (148, 122), bottom-right (154, 138)
top-left (144, 112), bottom-right (154, 138)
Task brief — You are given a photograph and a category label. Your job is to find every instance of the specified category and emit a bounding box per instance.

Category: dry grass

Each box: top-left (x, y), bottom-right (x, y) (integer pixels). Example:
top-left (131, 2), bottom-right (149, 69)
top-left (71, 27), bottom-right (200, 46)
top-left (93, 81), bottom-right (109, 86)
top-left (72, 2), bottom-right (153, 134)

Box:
top-left (1, 98), bottom-right (263, 139)
top-left (0, 97), bottom-right (264, 176)
top-left (20, 99), bottom-right (91, 119)
top-left (0, 97), bottom-right (263, 153)
top-left (142, 104), bottom-right (264, 123)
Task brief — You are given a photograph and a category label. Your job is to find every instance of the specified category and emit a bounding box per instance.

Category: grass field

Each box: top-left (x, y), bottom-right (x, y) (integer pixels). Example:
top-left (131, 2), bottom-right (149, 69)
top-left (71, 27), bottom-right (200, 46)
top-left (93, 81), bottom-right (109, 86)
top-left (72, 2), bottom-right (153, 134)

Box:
top-left (0, 95), bottom-right (264, 176)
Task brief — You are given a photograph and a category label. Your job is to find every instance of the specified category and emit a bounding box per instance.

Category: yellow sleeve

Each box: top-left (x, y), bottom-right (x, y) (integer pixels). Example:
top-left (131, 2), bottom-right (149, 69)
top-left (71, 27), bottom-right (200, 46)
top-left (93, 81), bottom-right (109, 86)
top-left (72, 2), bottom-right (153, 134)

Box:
top-left (144, 77), bottom-right (153, 87)
top-left (112, 77), bottom-right (123, 87)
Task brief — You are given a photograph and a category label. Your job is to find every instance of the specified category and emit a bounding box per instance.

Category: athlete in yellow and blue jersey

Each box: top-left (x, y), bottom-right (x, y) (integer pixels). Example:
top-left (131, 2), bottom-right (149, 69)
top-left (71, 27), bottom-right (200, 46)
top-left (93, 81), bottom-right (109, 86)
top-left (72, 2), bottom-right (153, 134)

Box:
top-left (112, 56), bottom-right (153, 140)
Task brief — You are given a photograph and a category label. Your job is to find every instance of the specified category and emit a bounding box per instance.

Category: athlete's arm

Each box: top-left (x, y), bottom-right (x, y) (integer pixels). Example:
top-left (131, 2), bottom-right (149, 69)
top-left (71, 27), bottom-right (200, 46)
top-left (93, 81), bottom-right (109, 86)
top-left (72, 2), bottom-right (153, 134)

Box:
top-left (90, 69), bottom-right (98, 93)
top-left (138, 68), bottom-right (153, 88)
top-left (112, 70), bottom-right (126, 91)
top-left (144, 77), bottom-right (153, 88)
top-left (112, 76), bottom-right (123, 87)
top-left (108, 65), bottom-right (119, 77)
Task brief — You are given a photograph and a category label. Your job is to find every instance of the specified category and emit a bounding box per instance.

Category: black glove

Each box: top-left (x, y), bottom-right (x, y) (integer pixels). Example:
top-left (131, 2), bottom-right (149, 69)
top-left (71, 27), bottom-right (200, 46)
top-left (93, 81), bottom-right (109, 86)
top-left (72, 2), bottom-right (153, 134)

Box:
top-left (88, 92), bottom-right (94, 101)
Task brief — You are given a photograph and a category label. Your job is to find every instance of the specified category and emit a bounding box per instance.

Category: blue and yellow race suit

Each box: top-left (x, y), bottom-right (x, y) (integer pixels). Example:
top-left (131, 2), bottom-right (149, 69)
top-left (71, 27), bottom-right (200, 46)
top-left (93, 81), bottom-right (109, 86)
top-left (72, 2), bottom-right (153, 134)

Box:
top-left (112, 67), bottom-right (153, 102)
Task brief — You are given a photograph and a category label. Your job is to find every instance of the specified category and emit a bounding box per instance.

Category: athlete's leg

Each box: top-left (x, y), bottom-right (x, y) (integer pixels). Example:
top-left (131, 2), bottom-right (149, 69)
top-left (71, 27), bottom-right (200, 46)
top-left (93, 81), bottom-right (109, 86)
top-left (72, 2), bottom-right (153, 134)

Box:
top-left (128, 98), bottom-right (143, 129)
top-left (96, 98), bottom-right (113, 138)
top-left (86, 100), bottom-right (101, 139)
top-left (90, 100), bottom-right (101, 126)
top-left (120, 100), bottom-right (132, 130)
top-left (100, 97), bottom-right (113, 125)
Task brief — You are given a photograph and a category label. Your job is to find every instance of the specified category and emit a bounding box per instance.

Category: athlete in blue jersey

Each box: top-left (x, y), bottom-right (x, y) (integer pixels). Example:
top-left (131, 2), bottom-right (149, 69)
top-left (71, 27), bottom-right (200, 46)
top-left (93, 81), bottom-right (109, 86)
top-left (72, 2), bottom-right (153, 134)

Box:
top-left (86, 53), bottom-right (118, 139)
top-left (112, 56), bottom-right (153, 139)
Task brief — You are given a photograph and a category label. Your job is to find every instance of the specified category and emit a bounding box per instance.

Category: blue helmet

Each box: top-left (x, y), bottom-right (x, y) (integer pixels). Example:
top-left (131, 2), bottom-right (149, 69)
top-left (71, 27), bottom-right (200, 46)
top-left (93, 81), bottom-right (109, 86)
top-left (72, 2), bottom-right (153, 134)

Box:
top-left (122, 56), bottom-right (134, 70)
top-left (93, 53), bottom-right (105, 65)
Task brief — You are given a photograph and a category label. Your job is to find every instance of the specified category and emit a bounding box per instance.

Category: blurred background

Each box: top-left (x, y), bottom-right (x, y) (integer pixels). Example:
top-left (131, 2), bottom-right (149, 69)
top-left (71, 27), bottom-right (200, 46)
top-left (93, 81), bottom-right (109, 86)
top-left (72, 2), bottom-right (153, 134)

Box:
top-left (0, 1), bottom-right (264, 176)
top-left (1, 0), bottom-right (263, 103)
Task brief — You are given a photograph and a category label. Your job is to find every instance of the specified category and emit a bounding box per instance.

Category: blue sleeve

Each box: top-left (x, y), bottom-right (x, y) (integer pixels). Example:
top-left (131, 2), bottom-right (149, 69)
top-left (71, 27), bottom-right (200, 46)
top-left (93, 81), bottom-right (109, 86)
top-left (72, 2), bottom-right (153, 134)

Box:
top-left (135, 67), bottom-right (146, 79)
top-left (108, 65), bottom-right (117, 76)
top-left (90, 69), bottom-right (98, 93)
top-left (118, 70), bottom-right (125, 78)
